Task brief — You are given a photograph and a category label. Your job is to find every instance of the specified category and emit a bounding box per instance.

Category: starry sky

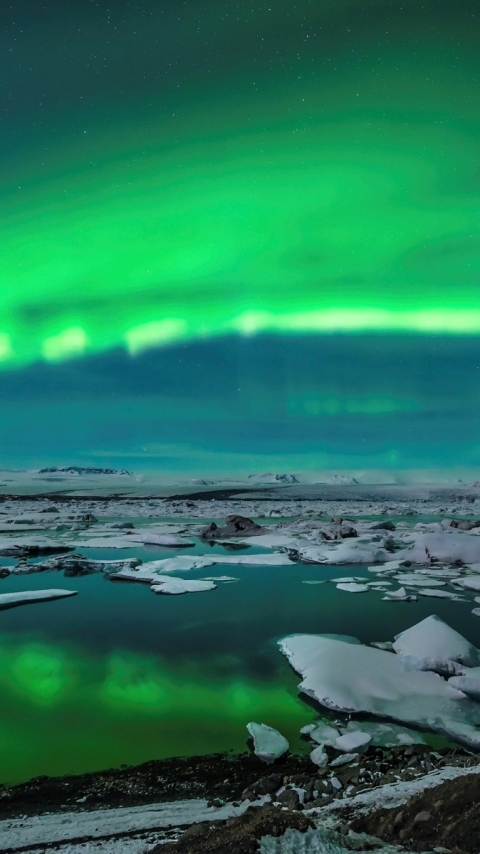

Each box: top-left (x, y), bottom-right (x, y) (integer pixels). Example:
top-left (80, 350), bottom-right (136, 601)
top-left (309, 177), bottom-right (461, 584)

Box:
top-left (1, 0), bottom-right (480, 474)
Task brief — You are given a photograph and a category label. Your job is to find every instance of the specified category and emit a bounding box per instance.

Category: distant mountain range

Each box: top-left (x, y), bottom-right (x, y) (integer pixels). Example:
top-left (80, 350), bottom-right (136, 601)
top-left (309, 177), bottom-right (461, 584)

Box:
top-left (38, 466), bottom-right (132, 476)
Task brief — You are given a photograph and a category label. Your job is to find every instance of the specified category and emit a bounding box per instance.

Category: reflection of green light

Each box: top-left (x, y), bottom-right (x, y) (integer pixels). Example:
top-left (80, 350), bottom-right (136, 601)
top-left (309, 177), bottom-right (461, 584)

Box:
top-left (9, 645), bottom-right (71, 705)
top-left (0, 636), bottom-right (313, 783)
top-left (1, 47), bottom-right (480, 366)
top-left (102, 655), bottom-right (169, 710)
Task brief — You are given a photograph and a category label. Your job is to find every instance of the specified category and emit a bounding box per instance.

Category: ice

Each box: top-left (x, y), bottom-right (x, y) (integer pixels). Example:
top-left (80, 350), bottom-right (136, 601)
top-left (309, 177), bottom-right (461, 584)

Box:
top-left (335, 582), bottom-right (369, 593)
top-left (392, 615), bottom-right (480, 667)
top-left (394, 575), bottom-right (446, 587)
top-left (331, 576), bottom-right (366, 583)
top-left (310, 745), bottom-right (329, 767)
top-left (340, 720), bottom-right (426, 747)
top-left (472, 607), bottom-right (480, 617)
top-left (151, 578), bottom-right (216, 595)
top-left (0, 589), bottom-right (77, 608)
top-left (299, 542), bottom-right (388, 565)
top-left (416, 588), bottom-right (463, 599)
top-left (278, 633), bottom-right (480, 748)
top-left (246, 722), bottom-right (289, 763)
top-left (334, 730), bottom-right (371, 752)
top-left (449, 666), bottom-right (480, 700)
top-left (382, 587), bottom-right (417, 601)
top-left (134, 533), bottom-right (195, 547)
top-left (201, 575), bottom-right (239, 582)
top-left (454, 575), bottom-right (480, 591)
top-left (308, 721), bottom-right (341, 746)
top-left (395, 532), bottom-right (480, 565)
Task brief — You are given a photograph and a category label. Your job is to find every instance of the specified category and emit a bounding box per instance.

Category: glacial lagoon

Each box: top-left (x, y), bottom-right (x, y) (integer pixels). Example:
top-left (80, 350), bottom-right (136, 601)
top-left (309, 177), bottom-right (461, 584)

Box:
top-left (3, 505), bottom-right (480, 785)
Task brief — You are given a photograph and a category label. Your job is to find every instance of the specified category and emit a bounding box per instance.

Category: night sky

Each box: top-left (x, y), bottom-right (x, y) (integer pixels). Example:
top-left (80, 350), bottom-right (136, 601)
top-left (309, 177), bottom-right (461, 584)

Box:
top-left (1, 0), bottom-right (480, 474)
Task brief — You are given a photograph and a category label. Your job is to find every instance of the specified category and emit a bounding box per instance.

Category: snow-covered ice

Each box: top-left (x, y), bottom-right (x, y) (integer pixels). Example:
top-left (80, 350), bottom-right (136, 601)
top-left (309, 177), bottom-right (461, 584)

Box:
top-left (0, 589), bottom-right (77, 608)
top-left (151, 578), bottom-right (216, 595)
top-left (246, 722), bottom-right (289, 763)
top-left (392, 615), bottom-right (480, 668)
top-left (279, 632), bottom-right (480, 748)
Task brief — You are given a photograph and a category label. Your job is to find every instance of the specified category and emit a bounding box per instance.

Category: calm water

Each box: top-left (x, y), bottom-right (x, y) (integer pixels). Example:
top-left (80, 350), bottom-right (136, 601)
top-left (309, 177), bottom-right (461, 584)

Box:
top-left (1, 529), bottom-right (479, 784)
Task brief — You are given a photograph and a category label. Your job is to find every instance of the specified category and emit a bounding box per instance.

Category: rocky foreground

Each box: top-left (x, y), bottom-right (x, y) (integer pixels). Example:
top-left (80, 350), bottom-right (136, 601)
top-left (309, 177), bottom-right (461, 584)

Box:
top-left (1, 745), bottom-right (479, 853)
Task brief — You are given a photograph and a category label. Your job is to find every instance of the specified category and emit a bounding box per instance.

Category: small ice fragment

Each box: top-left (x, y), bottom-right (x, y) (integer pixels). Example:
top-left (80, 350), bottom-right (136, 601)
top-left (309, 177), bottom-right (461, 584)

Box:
top-left (334, 730), bottom-right (371, 753)
top-left (246, 722), bottom-right (289, 763)
top-left (310, 745), bottom-right (328, 767)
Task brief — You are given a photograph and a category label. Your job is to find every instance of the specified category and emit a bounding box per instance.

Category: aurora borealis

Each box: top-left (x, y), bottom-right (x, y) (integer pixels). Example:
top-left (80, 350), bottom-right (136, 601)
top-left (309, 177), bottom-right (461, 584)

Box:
top-left (2, 0), bottom-right (480, 469)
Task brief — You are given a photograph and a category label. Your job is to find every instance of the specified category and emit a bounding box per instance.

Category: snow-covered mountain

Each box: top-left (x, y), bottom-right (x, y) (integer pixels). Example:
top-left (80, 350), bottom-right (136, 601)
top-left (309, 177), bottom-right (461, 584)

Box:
top-left (38, 466), bottom-right (132, 476)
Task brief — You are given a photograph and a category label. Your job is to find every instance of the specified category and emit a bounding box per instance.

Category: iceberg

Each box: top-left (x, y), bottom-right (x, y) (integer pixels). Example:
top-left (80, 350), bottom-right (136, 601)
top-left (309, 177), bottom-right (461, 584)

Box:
top-left (393, 615), bottom-right (480, 668)
top-left (279, 632), bottom-right (480, 748)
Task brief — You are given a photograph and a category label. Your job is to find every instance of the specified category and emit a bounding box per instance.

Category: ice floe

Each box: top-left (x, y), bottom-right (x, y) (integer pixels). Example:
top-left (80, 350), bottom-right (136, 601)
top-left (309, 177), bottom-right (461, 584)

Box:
top-left (151, 578), bottom-right (216, 595)
top-left (279, 630), bottom-right (480, 748)
top-left (335, 582), bottom-right (369, 593)
top-left (0, 589), bottom-right (77, 609)
top-left (246, 722), bottom-right (289, 763)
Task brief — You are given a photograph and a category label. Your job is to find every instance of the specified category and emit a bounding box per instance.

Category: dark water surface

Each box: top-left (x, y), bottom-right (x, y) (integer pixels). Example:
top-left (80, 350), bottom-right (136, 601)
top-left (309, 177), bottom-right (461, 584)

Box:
top-left (1, 535), bottom-right (480, 784)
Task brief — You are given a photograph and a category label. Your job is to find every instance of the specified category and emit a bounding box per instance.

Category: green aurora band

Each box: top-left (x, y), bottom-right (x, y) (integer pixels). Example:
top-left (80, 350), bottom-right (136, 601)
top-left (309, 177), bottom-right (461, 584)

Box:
top-left (1, 0), bottom-right (480, 367)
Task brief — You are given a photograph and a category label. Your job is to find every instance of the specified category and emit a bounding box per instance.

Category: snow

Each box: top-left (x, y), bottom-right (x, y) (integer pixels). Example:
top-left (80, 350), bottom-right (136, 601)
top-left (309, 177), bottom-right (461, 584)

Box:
top-left (392, 615), bottom-right (480, 668)
top-left (335, 582), bottom-right (369, 593)
top-left (308, 721), bottom-right (341, 746)
top-left (279, 632), bottom-right (480, 748)
top-left (448, 666), bottom-right (480, 700)
top-left (334, 730), bottom-right (372, 753)
top-left (0, 798), bottom-right (261, 850)
top-left (382, 587), bottom-right (417, 601)
top-left (246, 722), bottom-right (289, 763)
top-left (0, 589), bottom-right (77, 608)
top-left (340, 720), bottom-right (426, 747)
top-left (151, 578), bottom-right (216, 595)
top-left (454, 575), bottom-right (480, 591)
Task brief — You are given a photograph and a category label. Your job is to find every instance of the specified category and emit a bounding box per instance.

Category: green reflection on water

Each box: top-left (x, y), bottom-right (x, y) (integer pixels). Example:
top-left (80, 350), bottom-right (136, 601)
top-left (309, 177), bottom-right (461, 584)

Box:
top-left (0, 634), bottom-right (313, 784)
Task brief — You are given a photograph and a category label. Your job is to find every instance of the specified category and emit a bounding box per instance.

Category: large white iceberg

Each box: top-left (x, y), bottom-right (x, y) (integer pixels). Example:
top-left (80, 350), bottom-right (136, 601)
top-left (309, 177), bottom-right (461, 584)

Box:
top-left (392, 615), bottom-right (480, 667)
top-left (279, 632), bottom-right (480, 748)
top-left (246, 722), bottom-right (289, 763)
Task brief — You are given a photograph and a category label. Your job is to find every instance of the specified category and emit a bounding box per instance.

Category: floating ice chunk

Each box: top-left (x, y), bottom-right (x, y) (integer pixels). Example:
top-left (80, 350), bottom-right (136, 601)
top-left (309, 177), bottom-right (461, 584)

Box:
top-left (382, 587), bottom-right (417, 601)
top-left (300, 723), bottom-right (317, 734)
top-left (151, 578), bottom-right (216, 595)
top-left (454, 576), bottom-right (480, 592)
top-left (449, 667), bottom-right (480, 700)
top-left (308, 721), bottom-right (341, 746)
top-left (310, 745), bottom-right (329, 767)
top-left (340, 720), bottom-right (426, 747)
top-left (416, 588), bottom-right (462, 599)
top-left (133, 533), bottom-right (194, 547)
top-left (395, 576), bottom-right (446, 587)
top-left (393, 615), bottom-right (480, 668)
top-left (246, 722), bottom-right (289, 763)
top-left (335, 583), bottom-right (369, 593)
top-left (302, 580), bottom-right (326, 585)
top-left (368, 560), bottom-right (408, 572)
top-left (472, 608), bottom-right (480, 617)
top-left (278, 633), bottom-right (480, 748)
top-left (331, 576), bottom-right (366, 583)
top-left (201, 575), bottom-right (239, 582)
top-left (334, 730), bottom-right (371, 753)
top-left (0, 589), bottom-right (77, 609)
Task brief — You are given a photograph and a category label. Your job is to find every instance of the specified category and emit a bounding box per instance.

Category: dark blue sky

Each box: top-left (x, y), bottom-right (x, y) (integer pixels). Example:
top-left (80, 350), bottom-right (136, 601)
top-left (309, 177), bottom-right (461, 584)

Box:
top-left (1, 335), bottom-right (479, 474)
